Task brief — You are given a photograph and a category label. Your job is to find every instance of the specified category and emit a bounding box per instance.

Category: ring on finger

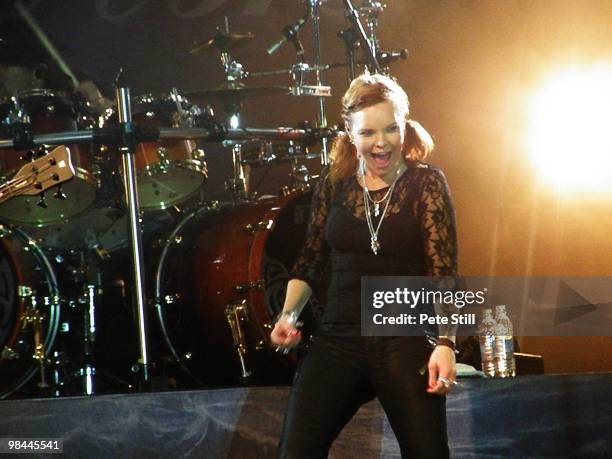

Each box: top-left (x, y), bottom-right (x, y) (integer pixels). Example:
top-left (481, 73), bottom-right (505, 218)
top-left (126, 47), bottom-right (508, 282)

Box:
top-left (437, 377), bottom-right (457, 387)
top-left (275, 346), bottom-right (290, 355)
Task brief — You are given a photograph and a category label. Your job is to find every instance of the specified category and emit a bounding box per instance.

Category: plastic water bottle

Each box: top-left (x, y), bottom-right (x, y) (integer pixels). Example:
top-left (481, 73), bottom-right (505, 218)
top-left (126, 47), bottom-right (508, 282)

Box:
top-left (493, 305), bottom-right (516, 377)
top-left (477, 309), bottom-right (496, 377)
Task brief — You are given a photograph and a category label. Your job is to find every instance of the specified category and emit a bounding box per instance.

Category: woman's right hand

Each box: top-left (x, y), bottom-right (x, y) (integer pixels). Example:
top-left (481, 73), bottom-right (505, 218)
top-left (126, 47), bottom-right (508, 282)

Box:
top-left (270, 317), bottom-right (302, 350)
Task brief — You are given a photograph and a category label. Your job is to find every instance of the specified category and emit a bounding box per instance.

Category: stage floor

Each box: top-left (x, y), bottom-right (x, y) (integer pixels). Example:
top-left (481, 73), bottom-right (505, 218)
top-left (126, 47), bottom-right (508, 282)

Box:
top-left (0, 373), bottom-right (611, 458)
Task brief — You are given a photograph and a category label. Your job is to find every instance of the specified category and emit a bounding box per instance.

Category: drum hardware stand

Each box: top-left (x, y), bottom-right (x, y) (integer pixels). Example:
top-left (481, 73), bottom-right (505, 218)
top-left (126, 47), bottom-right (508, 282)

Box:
top-left (113, 73), bottom-right (152, 388)
top-left (224, 299), bottom-right (252, 380)
top-left (226, 143), bottom-right (249, 200)
top-left (338, 27), bottom-right (360, 82)
top-left (170, 87), bottom-right (188, 126)
top-left (289, 160), bottom-right (313, 192)
top-left (49, 350), bottom-right (69, 397)
top-left (358, 1), bottom-right (386, 56)
top-left (217, 18), bottom-right (248, 130)
top-left (217, 17), bottom-right (249, 83)
top-left (76, 283), bottom-right (98, 395)
top-left (288, 64), bottom-right (332, 97)
top-left (338, 3), bottom-right (403, 79)
top-left (309, 0), bottom-right (330, 165)
top-left (18, 287), bottom-right (49, 391)
top-left (342, 0), bottom-right (382, 74)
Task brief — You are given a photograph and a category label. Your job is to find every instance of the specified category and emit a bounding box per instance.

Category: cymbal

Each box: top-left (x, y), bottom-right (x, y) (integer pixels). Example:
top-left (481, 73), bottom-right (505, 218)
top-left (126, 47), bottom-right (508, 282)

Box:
top-left (189, 31), bottom-right (254, 54)
top-left (184, 83), bottom-right (289, 100)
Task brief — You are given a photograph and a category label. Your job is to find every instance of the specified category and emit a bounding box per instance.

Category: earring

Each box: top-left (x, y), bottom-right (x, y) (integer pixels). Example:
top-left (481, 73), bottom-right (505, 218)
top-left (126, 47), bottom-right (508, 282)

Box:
top-left (357, 154), bottom-right (366, 176)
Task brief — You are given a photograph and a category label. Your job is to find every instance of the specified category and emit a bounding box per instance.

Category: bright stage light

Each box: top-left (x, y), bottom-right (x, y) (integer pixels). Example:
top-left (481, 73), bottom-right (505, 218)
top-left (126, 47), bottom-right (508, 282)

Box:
top-left (527, 65), bottom-right (612, 192)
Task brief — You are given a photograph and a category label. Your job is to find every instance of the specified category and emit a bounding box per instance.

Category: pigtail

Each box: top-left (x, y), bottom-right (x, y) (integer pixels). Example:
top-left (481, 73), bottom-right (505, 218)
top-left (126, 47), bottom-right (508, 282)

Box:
top-left (328, 132), bottom-right (357, 186)
top-left (404, 119), bottom-right (434, 161)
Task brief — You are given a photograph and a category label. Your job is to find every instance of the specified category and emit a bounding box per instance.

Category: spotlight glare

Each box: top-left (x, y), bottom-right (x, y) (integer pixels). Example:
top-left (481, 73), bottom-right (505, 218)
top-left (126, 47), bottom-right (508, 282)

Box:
top-left (528, 65), bottom-right (612, 191)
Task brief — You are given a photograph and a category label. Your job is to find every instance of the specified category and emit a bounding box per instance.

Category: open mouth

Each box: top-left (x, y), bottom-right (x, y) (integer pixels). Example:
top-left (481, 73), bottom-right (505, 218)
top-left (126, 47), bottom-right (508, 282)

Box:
top-left (370, 151), bottom-right (392, 167)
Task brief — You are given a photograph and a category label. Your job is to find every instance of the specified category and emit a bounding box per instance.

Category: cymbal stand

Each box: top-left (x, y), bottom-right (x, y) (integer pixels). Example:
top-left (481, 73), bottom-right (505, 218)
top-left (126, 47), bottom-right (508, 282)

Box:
top-left (115, 77), bottom-right (151, 387)
top-left (215, 17), bottom-right (247, 83)
top-left (342, 0), bottom-right (382, 73)
top-left (309, 0), bottom-right (330, 165)
top-left (358, 1), bottom-right (386, 56)
top-left (216, 18), bottom-right (247, 129)
top-left (215, 18), bottom-right (248, 199)
top-left (227, 143), bottom-right (248, 200)
top-left (291, 63), bottom-right (309, 88)
top-left (338, 27), bottom-right (359, 82)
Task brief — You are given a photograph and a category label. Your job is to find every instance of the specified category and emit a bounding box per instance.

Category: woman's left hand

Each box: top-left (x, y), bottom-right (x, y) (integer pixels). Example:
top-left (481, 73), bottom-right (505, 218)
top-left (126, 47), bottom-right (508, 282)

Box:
top-left (426, 345), bottom-right (457, 394)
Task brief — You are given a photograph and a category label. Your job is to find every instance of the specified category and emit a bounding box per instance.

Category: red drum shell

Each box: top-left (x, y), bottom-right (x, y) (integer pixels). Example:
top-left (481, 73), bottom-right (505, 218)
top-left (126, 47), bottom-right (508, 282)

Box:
top-left (104, 93), bottom-right (207, 210)
top-left (155, 192), bottom-right (319, 386)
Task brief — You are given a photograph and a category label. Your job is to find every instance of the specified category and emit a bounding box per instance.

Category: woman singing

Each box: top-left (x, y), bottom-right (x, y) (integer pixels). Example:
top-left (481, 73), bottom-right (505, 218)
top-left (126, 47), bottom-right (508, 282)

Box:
top-left (271, 73), bottom-right (458, 458)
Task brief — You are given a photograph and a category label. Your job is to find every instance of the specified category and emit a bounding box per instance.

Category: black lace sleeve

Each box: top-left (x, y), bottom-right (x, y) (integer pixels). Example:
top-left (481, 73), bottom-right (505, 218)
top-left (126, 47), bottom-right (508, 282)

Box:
top-left (290, 170), bottom-right (332, 287)
top-left (417, 167), bottom-right (458, 276)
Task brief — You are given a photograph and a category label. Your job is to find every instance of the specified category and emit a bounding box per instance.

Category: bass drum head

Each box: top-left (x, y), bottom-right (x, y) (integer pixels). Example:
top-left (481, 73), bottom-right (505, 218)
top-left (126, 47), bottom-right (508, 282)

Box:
top-left (0, 225), bottom-right (60, 399)
top-left (155, 193), bottom-right (323, 387)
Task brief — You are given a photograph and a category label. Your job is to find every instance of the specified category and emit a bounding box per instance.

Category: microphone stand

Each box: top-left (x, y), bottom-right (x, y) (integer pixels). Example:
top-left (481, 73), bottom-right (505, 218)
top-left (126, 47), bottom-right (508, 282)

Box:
top-left (338, 27), bottom-right (359, 83)
top-left (342, 0), bottom-right (382, 73)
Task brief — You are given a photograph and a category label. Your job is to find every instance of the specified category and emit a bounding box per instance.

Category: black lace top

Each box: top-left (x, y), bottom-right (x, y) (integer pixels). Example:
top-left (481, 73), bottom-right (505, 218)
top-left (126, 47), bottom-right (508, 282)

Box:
top-left (291, 160), bottom-right (458, 335)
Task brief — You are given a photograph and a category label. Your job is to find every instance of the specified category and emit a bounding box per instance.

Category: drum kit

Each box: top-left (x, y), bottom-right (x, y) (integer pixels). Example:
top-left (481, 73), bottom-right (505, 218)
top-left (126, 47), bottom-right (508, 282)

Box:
top-left (0, 0), bottom-right (407, 398)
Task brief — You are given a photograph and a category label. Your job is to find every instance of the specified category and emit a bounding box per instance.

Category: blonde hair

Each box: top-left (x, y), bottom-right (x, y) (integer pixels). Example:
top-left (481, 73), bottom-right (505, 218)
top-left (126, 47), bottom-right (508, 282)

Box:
top-left (329, 74), bottom-right (434, 184)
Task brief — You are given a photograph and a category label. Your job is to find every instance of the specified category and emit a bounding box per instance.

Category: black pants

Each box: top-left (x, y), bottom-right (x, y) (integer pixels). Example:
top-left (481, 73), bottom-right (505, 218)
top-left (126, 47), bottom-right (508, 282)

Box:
top-left (278, 335), bottom-right (449, 459)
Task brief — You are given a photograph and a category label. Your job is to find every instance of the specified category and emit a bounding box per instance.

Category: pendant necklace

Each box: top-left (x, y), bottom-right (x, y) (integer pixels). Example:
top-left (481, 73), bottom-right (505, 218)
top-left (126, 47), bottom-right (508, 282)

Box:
top-left (362, 167), bottom-right (402, 255)
top-left (364, 187), bottom-right (392, 217)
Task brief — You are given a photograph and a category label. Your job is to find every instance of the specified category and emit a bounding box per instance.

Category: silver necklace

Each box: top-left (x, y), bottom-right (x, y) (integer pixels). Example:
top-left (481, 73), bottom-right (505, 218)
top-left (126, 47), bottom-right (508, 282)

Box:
top-left (362, 168), bottom-right (402, 255)
top-left (364, 186), bottom-right (392, 217)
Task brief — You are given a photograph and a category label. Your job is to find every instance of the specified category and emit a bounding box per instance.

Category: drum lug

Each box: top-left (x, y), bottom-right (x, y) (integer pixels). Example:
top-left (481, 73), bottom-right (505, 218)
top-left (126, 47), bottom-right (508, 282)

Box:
top-left (20, 304), bottom-right (46, 362)
top-left (156, 147), bottom-right (170, 173)
top-left (243, 220), bottom-right (274, 234)
top-left (225, 300), bottom-right (253, 380)
top-left (1, 346), bottom-right (19, 360)
top-left (163, 293), bottom-right (180, 304)
top-left (18, 285), bottom-right (34, 297)
top-left (234, 280), bottom-right (265, 293)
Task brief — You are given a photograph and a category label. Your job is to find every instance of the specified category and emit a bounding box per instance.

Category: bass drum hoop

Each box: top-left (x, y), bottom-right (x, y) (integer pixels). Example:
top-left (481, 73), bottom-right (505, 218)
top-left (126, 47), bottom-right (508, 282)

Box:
top-left (153, 193), bottom-right (313, 385)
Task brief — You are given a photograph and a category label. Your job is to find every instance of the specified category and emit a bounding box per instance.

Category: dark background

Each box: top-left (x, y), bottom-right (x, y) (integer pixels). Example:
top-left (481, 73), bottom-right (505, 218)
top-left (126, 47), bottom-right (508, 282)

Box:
top-left (2, 0), bottom-right (612, 373)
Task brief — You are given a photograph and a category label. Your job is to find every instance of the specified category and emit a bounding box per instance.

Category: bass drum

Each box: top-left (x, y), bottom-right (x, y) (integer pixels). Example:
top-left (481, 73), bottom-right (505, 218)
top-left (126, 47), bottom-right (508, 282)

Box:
top-left (0, 225), bottom-right (60, 399)
top-left (154, 192), bottom-right (322, 387)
